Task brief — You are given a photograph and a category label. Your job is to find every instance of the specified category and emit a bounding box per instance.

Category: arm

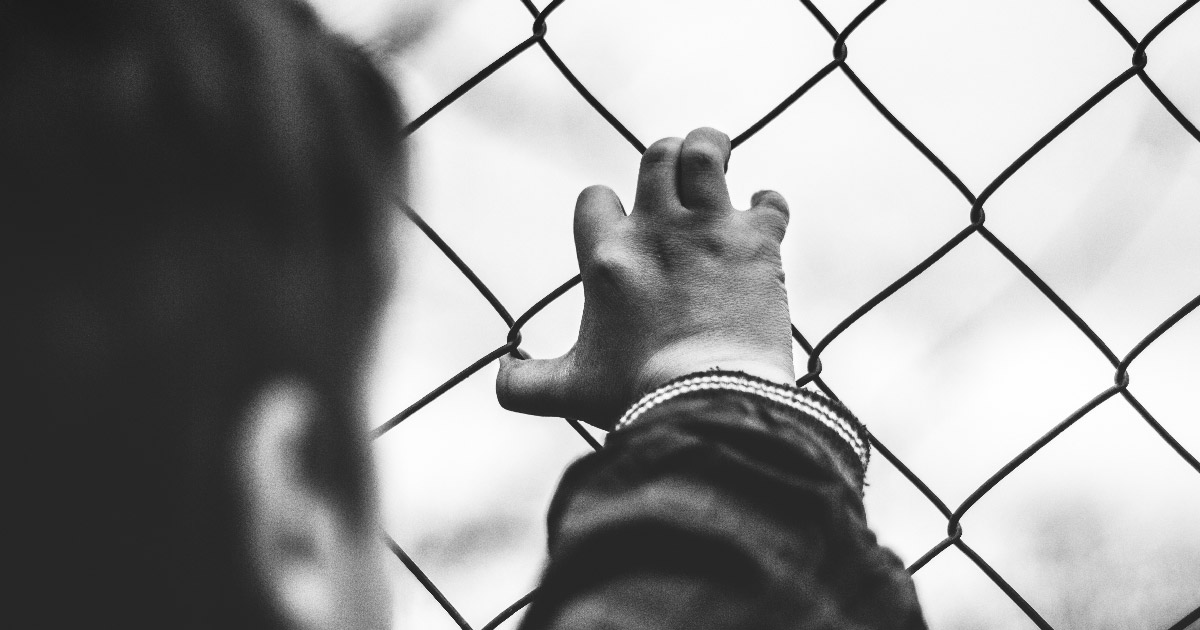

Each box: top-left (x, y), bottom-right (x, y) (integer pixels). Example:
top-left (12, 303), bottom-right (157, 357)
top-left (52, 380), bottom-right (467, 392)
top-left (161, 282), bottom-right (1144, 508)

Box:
top-left (498, 128), bottom-right (926, 630)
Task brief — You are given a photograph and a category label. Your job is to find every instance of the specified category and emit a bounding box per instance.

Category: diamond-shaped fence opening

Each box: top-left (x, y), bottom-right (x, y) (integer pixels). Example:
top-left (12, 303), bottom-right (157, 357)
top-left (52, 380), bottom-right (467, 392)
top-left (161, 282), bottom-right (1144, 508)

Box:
top-left (372, 1), bottom-right (1200, 629)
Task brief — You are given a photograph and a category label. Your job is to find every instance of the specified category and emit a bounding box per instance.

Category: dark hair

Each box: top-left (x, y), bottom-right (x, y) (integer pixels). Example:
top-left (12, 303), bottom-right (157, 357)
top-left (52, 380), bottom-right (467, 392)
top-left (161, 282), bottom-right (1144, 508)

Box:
top-left (4, 0), bottom-right (402, 626)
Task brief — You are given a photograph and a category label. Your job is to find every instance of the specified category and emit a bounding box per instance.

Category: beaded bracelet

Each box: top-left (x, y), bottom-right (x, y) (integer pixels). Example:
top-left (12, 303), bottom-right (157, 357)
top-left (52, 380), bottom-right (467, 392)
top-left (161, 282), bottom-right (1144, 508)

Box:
top-left (614, 371), bottom-right (869, 471)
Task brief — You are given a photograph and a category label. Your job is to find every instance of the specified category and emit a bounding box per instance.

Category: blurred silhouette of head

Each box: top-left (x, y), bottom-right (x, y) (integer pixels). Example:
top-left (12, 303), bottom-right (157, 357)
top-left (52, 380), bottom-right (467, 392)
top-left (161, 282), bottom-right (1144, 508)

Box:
top-left (4, 0), bottom-right (403, 627)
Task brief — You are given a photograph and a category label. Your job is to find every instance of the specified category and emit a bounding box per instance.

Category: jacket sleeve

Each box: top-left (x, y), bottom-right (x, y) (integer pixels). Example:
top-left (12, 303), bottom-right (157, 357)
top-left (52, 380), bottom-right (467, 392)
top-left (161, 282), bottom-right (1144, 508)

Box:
top-left (519, 371), bottom-right (927, 630)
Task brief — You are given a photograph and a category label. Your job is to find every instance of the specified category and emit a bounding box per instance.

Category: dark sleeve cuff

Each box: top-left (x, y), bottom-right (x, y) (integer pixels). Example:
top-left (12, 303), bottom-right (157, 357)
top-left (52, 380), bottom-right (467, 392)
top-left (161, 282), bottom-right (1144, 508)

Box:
top-left (523, 371), bottom-right (924, 630)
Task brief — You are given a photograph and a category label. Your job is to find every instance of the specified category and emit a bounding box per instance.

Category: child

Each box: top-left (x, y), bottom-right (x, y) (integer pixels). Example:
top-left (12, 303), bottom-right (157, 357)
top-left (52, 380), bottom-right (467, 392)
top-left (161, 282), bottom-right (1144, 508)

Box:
top-left (6, 0), bottom-right (923, 627)
top-left (7, 1), bottom-right (400, 627)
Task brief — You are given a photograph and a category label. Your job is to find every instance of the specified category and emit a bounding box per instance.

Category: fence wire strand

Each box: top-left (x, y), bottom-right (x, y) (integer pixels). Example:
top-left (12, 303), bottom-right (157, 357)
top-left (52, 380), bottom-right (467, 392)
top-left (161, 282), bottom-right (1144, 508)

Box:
top-left (378, 0), bottom-right (1200, 628)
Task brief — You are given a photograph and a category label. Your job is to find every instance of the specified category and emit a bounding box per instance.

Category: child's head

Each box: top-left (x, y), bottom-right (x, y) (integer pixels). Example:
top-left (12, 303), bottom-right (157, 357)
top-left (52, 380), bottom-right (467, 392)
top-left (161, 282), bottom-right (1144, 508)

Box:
top-left (5, 0), bottom-right (403, 627)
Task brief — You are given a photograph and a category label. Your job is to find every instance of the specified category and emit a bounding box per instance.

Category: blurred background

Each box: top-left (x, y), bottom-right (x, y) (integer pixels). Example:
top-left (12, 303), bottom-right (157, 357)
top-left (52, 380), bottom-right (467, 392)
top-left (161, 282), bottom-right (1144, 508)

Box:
top-left (310, 1), bottom-right (1199, 628)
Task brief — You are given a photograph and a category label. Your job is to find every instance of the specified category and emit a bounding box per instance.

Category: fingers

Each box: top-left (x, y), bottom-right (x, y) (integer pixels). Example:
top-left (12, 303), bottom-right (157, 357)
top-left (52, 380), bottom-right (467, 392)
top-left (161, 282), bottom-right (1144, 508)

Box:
top-left (574, 185), bottom-right (624, 258)
top-left (633, 136), bottom-right (682, 214)
top-left (678, 127), bottom-right (732, 214)
top-left (496, 354), bottom-right (572, 418)
top-left (747, 189), bottom-right (790, 240)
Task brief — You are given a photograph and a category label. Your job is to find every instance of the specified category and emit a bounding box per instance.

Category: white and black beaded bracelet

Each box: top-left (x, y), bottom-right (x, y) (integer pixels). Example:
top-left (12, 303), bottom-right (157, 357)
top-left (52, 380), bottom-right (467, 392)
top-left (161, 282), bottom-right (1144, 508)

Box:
top-left (614, 371), bottom-right (870, 471)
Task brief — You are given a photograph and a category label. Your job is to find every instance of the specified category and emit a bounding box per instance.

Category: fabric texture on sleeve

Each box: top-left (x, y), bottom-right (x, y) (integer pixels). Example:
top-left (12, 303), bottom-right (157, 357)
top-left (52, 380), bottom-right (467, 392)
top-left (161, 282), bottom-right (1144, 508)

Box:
top-left (519, 377), bottom-right (927, 630)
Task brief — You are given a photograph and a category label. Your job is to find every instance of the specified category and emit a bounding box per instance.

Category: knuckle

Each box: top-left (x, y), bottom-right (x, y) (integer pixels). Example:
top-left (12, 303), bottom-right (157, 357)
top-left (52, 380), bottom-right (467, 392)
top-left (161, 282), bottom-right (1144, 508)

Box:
top-left (762, 205), bottom-right (790, 229)
top-left (680, 141), bottom-right (723, 172)
top-left (708, 127), bottom-right (731, 143)
top-left (734, 232), bottom-right (782, 266)
top-left (495, 364), bottom-right (521, 410)
top-left (739, 209), bottom-right (787, 243)
top-left (577, 184), bottom-right (614, 206)
top-left (690, 126), bottom-right (731, 148)
top-left (760, 215), bottom-right (788, 241)
top-left (753, 190), bottom-right (789, 213)
top-left (751, 193), bottom-right (790, 237)
top-left (641, 137), bottom-right (682, 167)
top-left (585, 241), bottom-right (633, 285)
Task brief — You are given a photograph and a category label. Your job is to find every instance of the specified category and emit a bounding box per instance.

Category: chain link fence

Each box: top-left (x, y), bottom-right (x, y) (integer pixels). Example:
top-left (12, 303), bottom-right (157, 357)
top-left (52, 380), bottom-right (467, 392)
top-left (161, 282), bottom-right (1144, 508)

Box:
top-left (372, 0), bottom-right (1200, 628)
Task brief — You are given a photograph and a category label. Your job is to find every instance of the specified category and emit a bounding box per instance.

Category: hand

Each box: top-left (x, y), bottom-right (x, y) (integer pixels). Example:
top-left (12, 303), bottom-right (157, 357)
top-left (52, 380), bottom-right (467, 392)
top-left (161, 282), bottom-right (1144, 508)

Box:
top-left (497, 127), bottom-right (795, 429)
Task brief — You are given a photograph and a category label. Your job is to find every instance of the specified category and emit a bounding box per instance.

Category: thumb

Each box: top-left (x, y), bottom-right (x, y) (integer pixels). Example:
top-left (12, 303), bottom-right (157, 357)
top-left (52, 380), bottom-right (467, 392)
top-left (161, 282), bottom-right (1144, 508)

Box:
top-left (496, 353), bottom-right (575, 417)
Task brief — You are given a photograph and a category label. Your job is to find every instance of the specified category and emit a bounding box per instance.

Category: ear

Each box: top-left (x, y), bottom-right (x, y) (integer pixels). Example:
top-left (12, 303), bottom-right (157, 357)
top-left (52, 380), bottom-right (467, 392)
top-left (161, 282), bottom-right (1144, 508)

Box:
top-left (237, 377), bottom-right (390, 630)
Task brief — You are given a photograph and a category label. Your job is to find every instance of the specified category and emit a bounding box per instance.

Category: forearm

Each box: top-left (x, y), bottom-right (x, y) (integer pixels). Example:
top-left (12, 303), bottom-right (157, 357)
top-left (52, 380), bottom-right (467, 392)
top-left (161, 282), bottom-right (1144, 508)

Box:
top-left (520, 372), bottom-right (925, 630)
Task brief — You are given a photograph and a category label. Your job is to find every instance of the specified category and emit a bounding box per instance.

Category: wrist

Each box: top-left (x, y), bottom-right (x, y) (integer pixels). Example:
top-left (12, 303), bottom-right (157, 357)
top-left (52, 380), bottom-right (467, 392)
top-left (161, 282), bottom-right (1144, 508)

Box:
top-left (613, 370), bottom-right (871, 479)
top-left (696, 360), bottom-right (795, 387)
top-left (633, 348), bottom-right (795, 397)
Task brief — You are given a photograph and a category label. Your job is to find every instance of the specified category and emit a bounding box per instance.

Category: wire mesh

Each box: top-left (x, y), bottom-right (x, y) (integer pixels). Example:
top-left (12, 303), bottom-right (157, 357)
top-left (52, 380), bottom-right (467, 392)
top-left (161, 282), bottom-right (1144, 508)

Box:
top-left (374, 0), bottom-right (1200, 628)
